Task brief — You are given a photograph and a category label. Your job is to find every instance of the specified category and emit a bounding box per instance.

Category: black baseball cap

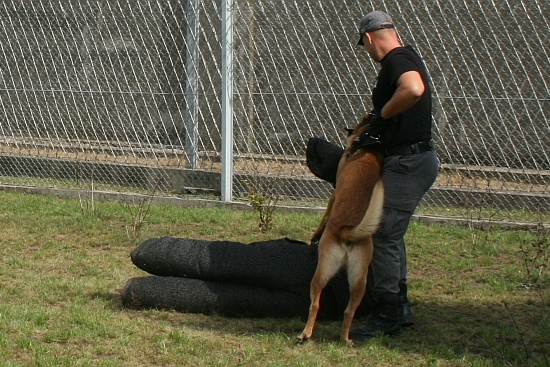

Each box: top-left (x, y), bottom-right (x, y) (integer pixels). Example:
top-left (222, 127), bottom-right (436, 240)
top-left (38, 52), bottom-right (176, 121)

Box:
top-left (357, 11), bottom-right (395, 46)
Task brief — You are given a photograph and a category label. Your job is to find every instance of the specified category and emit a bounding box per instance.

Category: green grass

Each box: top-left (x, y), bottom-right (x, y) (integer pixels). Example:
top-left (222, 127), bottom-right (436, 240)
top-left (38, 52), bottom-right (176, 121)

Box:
top-left (0, 190), bottom-right (548, 366)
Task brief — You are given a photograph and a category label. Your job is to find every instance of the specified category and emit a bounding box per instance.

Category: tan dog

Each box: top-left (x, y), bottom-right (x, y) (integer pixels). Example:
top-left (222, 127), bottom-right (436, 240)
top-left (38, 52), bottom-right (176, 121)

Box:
top-left (298, 115), bottom-right (384, 346)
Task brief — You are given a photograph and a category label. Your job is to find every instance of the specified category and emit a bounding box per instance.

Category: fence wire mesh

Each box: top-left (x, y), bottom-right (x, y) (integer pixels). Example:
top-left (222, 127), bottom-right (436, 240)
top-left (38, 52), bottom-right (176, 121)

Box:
top-left (0, 0), bottom-right (548, 225)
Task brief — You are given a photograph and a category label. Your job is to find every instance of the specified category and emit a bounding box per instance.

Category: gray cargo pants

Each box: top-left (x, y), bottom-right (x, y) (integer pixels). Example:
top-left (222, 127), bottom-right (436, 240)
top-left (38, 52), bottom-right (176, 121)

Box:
top-left (370, 150), bottom-right (439, 296)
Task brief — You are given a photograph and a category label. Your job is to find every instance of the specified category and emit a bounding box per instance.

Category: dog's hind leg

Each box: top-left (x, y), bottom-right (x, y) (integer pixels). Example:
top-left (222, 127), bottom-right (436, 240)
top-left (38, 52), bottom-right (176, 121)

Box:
top-left (340, 236), bottom-right (374, 346)
top-left (297, 232), bottom-right (345, 343)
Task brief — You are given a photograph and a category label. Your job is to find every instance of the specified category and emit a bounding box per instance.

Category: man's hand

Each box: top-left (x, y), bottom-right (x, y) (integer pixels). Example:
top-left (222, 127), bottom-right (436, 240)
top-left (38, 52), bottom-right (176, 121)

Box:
top-left (365, 110), bottom-right (390, 134)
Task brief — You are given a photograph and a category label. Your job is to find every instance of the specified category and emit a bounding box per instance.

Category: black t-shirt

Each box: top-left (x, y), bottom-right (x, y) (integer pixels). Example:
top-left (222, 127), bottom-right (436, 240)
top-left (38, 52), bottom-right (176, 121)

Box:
top-left (372, 45), bottom-right (432, 148)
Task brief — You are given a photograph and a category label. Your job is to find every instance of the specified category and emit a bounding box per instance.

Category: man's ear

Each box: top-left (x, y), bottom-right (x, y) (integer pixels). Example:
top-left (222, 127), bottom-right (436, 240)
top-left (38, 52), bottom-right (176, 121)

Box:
top-left (366, 32), bottom-right (373, 45)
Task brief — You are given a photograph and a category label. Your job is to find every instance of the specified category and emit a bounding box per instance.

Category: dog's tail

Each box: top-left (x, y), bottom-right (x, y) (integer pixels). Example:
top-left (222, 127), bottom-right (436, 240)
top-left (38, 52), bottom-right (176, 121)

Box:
top-left (343, 179), bottom-right (384, 241)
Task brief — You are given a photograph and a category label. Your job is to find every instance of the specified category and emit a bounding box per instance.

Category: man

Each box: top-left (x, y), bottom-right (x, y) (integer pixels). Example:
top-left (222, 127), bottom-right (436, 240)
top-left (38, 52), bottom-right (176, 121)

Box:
top-left (349, 11), bottom-right (439, 341)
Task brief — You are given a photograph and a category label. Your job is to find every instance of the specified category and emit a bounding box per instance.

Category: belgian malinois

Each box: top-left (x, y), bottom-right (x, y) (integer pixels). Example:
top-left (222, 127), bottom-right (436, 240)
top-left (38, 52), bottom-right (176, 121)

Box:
top-left (298, 114), bottom-right (384, 346)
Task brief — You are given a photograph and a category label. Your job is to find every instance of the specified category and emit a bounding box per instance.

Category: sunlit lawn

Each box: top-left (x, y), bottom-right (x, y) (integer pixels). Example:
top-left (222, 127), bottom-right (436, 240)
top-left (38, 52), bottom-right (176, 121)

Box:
top-left (0, 191), bottom-right (548, 366)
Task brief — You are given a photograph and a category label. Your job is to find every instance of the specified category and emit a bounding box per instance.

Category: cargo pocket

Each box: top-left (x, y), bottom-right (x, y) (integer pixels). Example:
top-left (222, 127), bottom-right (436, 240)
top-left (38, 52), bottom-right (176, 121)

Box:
top-left (376, 206), bottom-right (414, 240)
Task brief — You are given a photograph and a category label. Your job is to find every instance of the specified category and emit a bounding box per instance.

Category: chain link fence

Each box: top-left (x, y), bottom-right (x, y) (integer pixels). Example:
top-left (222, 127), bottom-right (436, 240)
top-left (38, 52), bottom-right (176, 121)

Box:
top-left (0, 0), bottom-right (548, 226)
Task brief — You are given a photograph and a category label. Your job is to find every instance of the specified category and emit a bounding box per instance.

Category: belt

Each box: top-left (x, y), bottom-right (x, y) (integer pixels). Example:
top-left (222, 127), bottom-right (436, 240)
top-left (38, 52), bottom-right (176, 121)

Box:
top-left (384, 141), bottom-right (433, 157)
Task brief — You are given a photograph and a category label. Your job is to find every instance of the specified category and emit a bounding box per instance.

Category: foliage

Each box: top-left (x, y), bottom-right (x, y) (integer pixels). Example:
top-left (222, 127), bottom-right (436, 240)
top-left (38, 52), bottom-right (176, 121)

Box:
top-left (244, 179), bottom-right (279, 232)
top-left (518, 222), bottom-right (549, 288)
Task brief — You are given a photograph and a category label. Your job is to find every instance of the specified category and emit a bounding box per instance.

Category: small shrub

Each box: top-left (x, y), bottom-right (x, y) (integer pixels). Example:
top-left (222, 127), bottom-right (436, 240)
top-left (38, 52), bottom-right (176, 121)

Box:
top-left (244, 179), bottom-right (278, 232)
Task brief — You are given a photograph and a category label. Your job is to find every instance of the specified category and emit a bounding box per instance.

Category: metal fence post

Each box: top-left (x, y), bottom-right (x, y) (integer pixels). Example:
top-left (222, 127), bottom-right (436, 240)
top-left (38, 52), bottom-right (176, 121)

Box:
top-left (221, 0), bottom-right (234, 201)
top-left (185, 0), bottom-right (200, 169)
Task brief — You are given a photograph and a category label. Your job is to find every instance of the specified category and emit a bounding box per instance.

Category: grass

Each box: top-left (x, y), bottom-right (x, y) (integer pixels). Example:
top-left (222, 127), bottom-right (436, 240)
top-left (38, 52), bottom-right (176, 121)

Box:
top-left (0, 190), bottom-right (548, 366)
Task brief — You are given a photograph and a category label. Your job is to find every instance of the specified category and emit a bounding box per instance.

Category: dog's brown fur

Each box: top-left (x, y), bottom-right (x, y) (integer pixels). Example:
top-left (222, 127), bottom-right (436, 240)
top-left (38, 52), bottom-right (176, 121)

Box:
top-left (297, 115), bottom-right (384, 346)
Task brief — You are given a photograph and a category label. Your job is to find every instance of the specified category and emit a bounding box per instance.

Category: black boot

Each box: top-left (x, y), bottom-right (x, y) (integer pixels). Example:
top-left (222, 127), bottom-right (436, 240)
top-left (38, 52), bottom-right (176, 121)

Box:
top-left (349, 294), bottom-right (402, 341)
top-left (399, 282), bottom-right (414, 327)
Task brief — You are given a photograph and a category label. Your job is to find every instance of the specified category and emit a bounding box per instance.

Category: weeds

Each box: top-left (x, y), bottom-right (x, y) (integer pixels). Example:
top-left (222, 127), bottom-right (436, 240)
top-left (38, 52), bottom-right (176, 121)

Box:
top-left (76, 162), bottom-right (96, 217)
top-left (463, 200), bottom-right (500, 256)
top-left (244, 178), bottom-right (278, 232)
top-left (518, 212), bottom-right (549, 288)
top-left (461, 199), bottom-right (549, 366)
top-left (121, 180), bottom-right (161, 242)
top-left (501, 301), bottom-right (549, 367)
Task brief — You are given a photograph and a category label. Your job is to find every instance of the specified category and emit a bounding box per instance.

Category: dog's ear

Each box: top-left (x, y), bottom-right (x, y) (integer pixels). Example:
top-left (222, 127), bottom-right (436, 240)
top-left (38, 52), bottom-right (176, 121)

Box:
top-left (345, 127), bottom-right (354, 136)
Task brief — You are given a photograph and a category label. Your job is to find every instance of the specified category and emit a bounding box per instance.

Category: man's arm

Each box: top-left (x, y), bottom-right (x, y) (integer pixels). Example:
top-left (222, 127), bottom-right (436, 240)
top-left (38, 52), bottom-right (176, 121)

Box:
top-left (380, 71), bottom-right (425, 119)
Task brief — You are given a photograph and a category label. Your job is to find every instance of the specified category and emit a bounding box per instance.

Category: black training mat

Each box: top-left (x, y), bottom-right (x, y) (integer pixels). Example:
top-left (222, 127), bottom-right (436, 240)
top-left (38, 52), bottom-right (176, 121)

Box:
top-left (130, 237), bottom-right (317, 291)
top-left (122, 237), bottom-right (374, 320)
top-left (121, 275), bottom-right (319, 319)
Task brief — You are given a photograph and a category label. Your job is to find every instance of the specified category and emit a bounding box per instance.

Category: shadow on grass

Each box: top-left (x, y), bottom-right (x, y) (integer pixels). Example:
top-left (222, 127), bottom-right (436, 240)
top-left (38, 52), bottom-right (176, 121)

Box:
top-left (97, 285), bottom-right (549, 366)
top-left (377, 300), bottom-right (548, 366)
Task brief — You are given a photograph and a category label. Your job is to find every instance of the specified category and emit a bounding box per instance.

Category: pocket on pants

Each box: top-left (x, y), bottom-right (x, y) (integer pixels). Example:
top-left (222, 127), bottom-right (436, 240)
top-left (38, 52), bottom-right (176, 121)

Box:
top-left (376, 206), bottom-right (413, 240)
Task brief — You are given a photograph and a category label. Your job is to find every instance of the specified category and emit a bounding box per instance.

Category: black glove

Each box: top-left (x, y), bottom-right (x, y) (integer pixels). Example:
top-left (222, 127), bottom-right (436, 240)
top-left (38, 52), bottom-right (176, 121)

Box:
top-left (364, 110), bottom-right (390, 135)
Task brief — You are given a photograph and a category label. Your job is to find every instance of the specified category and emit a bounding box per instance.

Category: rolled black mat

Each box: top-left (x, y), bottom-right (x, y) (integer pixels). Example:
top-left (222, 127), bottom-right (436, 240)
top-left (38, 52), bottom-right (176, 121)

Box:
top-left (121, 275), bottom-right (321, 319)
top-left (123, 237), bottom-right (374, 320)
top-left (130, 237), bottom-right (318, 291)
